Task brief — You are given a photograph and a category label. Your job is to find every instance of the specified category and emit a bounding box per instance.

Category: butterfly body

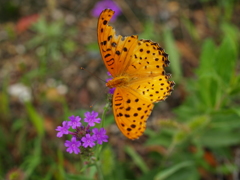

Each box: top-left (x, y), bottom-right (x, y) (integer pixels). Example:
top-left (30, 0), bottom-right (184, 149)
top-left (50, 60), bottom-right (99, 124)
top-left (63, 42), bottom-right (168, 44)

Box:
top-left (106, 75), bottom-right (131, 88)
top-left (98, 9), bottom-right (174, 139)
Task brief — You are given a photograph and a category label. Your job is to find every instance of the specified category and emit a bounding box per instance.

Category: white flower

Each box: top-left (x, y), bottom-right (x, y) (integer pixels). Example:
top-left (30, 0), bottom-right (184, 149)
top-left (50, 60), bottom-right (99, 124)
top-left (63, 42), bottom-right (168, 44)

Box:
top-left (8, 83), bottom-right (32, 102)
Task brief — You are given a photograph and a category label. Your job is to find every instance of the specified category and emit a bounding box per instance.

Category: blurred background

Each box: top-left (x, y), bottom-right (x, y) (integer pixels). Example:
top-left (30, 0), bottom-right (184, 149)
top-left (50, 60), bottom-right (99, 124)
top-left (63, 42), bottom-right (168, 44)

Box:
top-left (0, 0), bottom-right (240, 179)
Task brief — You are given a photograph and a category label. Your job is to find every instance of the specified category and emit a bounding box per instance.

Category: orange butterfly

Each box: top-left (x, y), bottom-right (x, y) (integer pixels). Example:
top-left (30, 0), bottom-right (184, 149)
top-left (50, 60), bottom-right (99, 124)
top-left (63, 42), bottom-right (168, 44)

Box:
top-left (98, 9), bottom-right (175, 139)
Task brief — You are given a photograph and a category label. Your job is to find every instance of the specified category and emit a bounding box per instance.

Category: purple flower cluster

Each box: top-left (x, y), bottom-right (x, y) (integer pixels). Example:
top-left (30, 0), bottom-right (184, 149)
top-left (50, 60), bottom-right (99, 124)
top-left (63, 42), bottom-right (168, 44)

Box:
top-left (106, 72), bottom-right (116, 94)
top-left (56, 111), bottom-right (108, 154)
top-left (91, 0), bottom-right (122, 21)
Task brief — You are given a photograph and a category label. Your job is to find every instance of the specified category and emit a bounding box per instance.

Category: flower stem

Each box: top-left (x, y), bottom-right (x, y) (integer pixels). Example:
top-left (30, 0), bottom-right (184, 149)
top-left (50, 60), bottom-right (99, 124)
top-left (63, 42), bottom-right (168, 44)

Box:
top-left (95, 159), bottom-right (104, 180)
top-left (101, 99), bottom-right (110, 128)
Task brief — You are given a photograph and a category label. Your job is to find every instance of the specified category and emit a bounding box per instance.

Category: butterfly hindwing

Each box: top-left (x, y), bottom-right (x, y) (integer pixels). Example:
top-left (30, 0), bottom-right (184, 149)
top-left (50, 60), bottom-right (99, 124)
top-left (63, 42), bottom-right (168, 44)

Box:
top-left (112, 87), bottom-right (154, 139)
top-left (129, 74), bottom-right (175, 103)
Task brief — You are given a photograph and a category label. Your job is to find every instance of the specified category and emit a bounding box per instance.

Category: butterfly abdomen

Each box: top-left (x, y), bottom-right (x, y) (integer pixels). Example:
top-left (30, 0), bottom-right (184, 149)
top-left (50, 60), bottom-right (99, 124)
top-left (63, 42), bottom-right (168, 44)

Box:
top-left (106, 75), bottom-right (131, 88)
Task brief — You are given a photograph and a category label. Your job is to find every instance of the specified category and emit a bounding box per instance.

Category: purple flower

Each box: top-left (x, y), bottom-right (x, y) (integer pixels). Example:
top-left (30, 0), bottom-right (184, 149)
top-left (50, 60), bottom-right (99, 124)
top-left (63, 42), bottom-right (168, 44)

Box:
top-left (84, 111), bottom-right (101, 127)
top-left (106, 73), bottom-right (116, 94)
top-left (68, 115), bottom-right (81, 129)
top-left (108, 87), bottom-right (116, 94)
top-left (107, 72), bottom-right (112, 76)
top-left (92, 128), bottom-right (108, 144)
top-left (91, 0), bottom-right (122, 21)
top-left (82, 134), bottom-right (96, 148)
top-left (56, 121), bottom-right (70, 137)
top-left (106, 77), bottom-right (113, 82)
top-left (56, 112), bottom-right (108, 155)
top-left (64, 137), bottom-right (81, 154)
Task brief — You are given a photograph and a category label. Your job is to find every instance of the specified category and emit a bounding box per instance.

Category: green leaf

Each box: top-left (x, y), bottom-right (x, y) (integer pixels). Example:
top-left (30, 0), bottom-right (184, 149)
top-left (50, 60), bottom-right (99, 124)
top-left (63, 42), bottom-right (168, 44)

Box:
top-left (211, 110), bottom-right (240, 129)
top-left (125, 146), bottom-right (149, 173)
top-left (196, 74), bottom-right (220, 110)
top-left (24, 101), bottom-right (44, 137)
top-left (173, 130), bottom-right (188, 144)
top-left (221, 23), bottom-right (239, 55)
top-left (65, 174), bottom-right (94, 180)
top-left (63, 40), bottom-right (77, 53)
top-left (172, 116), bottom-right (208, 144)
top-left (188, 115), bottom-right (209, 131)
top-left (139, 20), bottom-right (155, 40)
top-left (198, 128), bottom-right (240, 147)
top-left (145, 129), bottom-right (174, 147)
top-left (195, 39), bottom-right (225, 110)
top-left (154, 161), bottom-right (194, 180)
top-left (229, 75), bottom-right (240, 95)
top-left (216, 163), bottom-right (238, 175)
top-left (158, 165), bottom-right (199, 180)
top-left (214, 37), bottom-right (237, 84)
top-left (31, 17), bottom-right (48, 33)
top-left (196, 38), bottom-right (216, 75)
top-left (181, 17), bottom-right (200, 41)
top-left (20, 137), bottom-right (42, 178)
top-left (101, 146), bottom-right (115, 176)
top-left (163, 27), bottom-right (182, 82)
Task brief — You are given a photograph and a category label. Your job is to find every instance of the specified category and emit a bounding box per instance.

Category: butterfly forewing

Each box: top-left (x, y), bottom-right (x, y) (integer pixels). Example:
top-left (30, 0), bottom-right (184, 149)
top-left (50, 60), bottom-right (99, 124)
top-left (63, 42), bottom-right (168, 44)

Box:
top-left (125, 39), bottom-right (170, 77)
top-left (98, 9), bottom-right (138, 77)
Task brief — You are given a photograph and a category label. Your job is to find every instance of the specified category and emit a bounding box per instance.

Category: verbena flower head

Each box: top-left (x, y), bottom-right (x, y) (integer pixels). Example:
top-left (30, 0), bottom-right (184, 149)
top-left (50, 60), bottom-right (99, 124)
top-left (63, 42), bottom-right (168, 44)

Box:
top-left (56, 121), bottom-right (70, 137)
top-left (68, 115), bottom-right (81, 129)
top-left (84, 111), bottom-right (101, 127)
top-left (65, 137), bottom-right (81, 154)
top-left (106, 72), bottom-right (116, 94)
top-left (91, 0), bottom-right (122, 21)
top-left (56, 112), bottom-right (108, 155)
top-left (92, 128), bottom-right (108, 144)
top-left (82, 134), bottom-right (96, 148)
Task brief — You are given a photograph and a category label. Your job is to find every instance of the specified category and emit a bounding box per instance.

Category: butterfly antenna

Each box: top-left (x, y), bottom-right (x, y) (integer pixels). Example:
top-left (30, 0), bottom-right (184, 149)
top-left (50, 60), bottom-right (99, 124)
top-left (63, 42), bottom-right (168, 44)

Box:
top-left (89, 99), bottom-right (98, 108)
top-left (80, 67), bottom-right (110, 108)
top-left (80, 67), bottom-right (106, 83)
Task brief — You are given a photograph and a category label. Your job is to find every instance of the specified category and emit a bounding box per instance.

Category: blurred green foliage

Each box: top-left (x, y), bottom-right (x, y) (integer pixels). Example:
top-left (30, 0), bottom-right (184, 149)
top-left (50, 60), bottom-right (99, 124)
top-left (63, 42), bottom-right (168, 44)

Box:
top-left (28, 17), bottom-right (77, 61)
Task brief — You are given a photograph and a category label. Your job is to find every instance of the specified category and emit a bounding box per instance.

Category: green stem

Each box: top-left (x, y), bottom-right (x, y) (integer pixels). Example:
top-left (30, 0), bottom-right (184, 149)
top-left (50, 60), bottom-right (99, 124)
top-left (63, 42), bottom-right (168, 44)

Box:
top-left (101, 98), bottom-right (110, 128)
top-left (95, 160), bottom-right (104, 180)
top-left (93, 97), bottom-right (111, 180)
top-left (96, 98), bottom-right (111, 158)
top-left (159, 140), bottom-right (176, 169)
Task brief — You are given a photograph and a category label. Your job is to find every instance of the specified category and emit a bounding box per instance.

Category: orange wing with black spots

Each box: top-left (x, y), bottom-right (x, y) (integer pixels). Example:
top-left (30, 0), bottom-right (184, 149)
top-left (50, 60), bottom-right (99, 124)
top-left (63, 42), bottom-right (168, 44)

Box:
top-left (98, 9), bottom-right (175, 139)
top-left (98, 9), bottom-right (139, 77)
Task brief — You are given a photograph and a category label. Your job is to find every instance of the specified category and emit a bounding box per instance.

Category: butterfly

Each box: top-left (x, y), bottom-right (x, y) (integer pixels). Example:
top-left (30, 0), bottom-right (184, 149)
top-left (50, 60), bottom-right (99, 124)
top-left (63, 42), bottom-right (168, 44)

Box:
top-left (98, 9), bottom-right (175, 139)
